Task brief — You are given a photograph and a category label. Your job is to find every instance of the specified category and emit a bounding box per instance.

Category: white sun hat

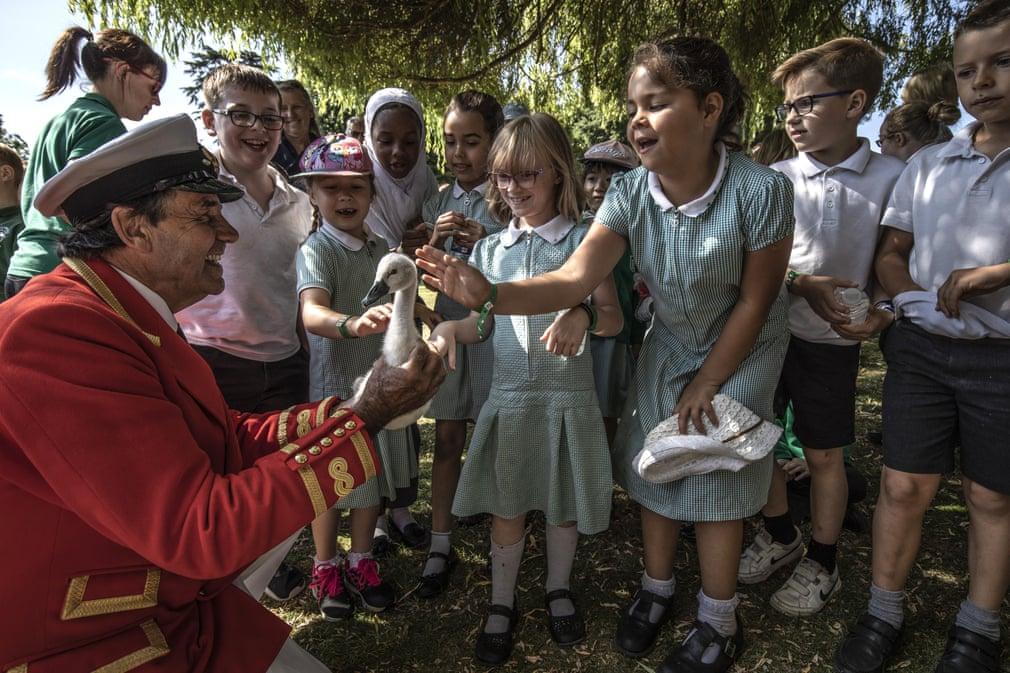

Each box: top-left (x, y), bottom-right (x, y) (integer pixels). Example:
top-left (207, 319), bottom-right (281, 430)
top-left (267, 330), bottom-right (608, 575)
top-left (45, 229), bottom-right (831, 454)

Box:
top-left (633, 394), bottom-right (782, 483)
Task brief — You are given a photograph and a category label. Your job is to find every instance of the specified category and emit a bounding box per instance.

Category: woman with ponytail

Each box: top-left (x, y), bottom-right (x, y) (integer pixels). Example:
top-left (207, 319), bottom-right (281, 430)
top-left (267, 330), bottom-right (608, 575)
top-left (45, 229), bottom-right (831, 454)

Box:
top-left (5, 26), bottom-right (165, 298)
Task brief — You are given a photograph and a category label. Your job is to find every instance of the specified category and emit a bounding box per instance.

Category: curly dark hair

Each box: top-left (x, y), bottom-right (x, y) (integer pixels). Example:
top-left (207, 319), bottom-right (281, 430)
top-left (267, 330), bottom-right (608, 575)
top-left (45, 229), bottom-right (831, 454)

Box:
top-left (59, 191), bottom-right (171, 260)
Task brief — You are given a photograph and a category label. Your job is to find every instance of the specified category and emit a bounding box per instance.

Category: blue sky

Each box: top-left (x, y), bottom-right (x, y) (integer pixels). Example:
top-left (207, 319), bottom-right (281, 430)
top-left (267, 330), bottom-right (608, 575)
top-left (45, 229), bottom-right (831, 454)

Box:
top-left (3, 0), bottom-right (890, 149)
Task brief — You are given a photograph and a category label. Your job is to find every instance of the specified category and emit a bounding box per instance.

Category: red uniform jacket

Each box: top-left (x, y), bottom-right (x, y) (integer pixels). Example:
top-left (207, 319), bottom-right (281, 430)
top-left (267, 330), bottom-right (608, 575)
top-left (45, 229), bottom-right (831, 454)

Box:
top-left (0, 258), bottom-right (380, 672)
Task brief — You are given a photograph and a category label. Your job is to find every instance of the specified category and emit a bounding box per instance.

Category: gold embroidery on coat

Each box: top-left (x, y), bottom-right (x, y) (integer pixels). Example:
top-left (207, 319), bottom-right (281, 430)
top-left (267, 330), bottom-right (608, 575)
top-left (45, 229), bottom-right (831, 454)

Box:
top-left (329, 408), bottom-right (349, 420)
top-left (5, 664), bottom-right (27, 672)
top-left (350, 432), bottom-right (377, 481)
top-left (61, 569), bottom-right (160, 621)
top-left (315, 397), bottom-right (334, 426)
top-left (295, 410), bottom-right (312, 438)
top-left (328, 457), bottom-right (355, 497)
top-left (280, 442), bottom-right (300, 455)
top-left (297, 465), bottom-right (327, 516)
top-left (277, 406), bottom-right (295, 448)
top-left (91, 619), bottom-right (169, 673)
top-left (64, 258), bottom-right (161, 347)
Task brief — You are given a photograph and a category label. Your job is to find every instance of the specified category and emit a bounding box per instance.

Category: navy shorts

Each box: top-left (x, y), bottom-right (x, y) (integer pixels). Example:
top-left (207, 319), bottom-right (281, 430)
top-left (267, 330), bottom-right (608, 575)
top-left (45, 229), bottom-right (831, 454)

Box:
top-left (776, 335), bottom-right (861, 450)
top-left (882, 319), bottom-right (1010, 495)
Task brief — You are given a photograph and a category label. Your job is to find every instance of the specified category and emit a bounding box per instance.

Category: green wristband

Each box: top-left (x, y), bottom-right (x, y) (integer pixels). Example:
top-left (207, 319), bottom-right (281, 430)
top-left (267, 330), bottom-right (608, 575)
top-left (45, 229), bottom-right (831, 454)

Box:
top-left (337, 315), bottom-right (355, 339)
top-left (476, 284), bottom-right (497, 341)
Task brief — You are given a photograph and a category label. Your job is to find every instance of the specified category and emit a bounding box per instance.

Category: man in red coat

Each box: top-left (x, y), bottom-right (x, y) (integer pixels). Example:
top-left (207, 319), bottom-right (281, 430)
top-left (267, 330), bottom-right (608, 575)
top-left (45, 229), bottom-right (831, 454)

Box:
top-left (0, 115), bottom-right (444, 672)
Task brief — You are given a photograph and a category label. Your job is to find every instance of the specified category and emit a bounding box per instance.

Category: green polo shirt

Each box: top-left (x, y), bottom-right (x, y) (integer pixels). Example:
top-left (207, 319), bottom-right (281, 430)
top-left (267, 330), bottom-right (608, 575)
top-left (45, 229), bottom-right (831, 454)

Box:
top-left (9, 93), bottom-right (125, 279)
top-left (0, 205), bottom-right (23, 295)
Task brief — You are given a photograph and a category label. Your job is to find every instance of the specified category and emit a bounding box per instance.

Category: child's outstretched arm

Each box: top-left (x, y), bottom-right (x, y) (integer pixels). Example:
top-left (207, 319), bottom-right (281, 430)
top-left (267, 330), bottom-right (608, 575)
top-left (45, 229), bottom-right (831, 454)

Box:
top-left (428, 312), bottom-right (483, 370)
top-left (540, 272), bottom-right (623, 356)
top-left (299, 288), bottom-right (393, 339)
top-left (675, 236), bottom-right (793, 434)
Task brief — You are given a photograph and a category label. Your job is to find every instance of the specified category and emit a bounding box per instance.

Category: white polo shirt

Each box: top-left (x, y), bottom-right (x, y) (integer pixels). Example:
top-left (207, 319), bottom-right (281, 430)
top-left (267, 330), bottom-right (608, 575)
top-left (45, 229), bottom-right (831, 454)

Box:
top-left (178, 160), bottom-right (313, 361)
top-left (774, 140), bottom-right (906, 344)
top-left (882, 122), bottom-right (1010, 338)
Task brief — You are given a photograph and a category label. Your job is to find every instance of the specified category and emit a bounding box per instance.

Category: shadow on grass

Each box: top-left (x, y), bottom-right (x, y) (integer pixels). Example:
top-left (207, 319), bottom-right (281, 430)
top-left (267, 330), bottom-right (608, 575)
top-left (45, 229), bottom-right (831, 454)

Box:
top-left (264, 341), bottom-right (1008, 672)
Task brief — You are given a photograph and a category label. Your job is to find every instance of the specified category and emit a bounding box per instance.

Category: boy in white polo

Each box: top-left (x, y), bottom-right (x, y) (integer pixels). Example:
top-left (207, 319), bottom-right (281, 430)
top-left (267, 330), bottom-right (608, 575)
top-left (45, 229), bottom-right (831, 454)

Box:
top-left (836, 2), bottom-right (1010, 671)
top-left (738, 37), bottom-right (905, 617)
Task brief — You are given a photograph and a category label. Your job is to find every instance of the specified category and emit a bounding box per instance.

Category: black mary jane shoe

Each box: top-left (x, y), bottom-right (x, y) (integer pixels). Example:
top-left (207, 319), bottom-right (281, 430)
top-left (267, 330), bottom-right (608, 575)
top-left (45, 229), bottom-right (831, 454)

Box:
top-left (614, 588), bottom-right (672, 658)
top-left (390, 518), bottom-right (431, 549)
top-left (834, 612), bottom-right (902, 673)
top-left (545, 589), bottom-right (586, 647)
top-left (474, 600), bottom-right (519, 666)
top-left (934, 625), bottom-right (1002, 673)
top-left (658, 617), bottom-right (745, 673)
top-left (416, 550), bottom-right (458, 600)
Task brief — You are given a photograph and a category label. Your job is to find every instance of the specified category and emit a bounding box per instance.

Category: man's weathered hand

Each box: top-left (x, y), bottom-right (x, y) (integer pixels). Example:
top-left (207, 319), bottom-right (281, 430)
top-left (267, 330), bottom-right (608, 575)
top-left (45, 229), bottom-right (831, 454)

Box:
top-left (350, 343), bottom-right (446, 429)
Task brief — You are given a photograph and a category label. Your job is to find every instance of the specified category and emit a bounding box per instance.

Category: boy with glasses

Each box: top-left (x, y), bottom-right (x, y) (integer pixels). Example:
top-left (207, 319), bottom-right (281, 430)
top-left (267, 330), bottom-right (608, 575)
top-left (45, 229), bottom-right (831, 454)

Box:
top-left (179, 64), bottom-right (313, 603)
top-left (737, 37), bottom-right (905, 617)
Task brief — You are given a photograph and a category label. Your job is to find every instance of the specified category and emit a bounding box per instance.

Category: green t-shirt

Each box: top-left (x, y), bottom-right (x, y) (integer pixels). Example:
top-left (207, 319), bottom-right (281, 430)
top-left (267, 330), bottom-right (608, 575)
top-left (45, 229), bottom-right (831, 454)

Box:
top-left (0, 205), bottom-right (24, 295)
top-left (9, 93), bottom-right (125, 279)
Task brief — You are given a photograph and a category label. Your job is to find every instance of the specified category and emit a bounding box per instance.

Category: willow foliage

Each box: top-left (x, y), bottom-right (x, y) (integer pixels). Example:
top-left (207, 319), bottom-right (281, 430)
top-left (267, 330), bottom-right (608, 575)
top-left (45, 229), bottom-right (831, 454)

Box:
top-left (71, 0), bottom-right (970, 155)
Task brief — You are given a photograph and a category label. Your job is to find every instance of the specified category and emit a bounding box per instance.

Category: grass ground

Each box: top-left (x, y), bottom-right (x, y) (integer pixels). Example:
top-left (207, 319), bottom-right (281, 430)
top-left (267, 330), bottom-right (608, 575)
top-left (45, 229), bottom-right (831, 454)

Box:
top-left (267, 340), bottom-right (1009, 673)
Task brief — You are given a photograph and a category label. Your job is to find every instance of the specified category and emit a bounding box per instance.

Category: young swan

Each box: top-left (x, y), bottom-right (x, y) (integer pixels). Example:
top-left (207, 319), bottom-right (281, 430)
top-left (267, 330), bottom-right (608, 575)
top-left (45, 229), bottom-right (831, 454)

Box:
top-left (349, 252), bottom-right (431, 428)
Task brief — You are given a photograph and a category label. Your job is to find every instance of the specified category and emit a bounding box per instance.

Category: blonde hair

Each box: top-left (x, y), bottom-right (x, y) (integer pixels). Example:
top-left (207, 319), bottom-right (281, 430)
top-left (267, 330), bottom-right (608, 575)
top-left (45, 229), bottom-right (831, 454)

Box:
top-left (900, 64), bottom-right (958, 107)
top-left (772, 37), bottom-right (884, 117)
top-left (486, 113), bottom-right (583, 225)
top-left (882, 101), bottom-right (959, 147)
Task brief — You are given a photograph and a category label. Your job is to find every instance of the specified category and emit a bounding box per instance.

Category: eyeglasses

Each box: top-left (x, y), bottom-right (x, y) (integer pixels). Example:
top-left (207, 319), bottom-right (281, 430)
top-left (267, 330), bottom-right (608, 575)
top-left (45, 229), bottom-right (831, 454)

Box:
top-left (129, 66), bottom-right (163, 95)
top-left (491, 168), bottom-right (544, 190)
top-left (775, 90), bottom-right (855, 122)
top-left (875, 133), bottom-right (898, 148)
top-left (212, 109), bottom-right (285, 131)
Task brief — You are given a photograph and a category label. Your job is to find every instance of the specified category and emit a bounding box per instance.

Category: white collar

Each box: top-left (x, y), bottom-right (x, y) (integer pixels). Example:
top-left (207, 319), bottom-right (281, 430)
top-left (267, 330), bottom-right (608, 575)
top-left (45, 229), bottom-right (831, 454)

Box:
top-left (647, 142), bottom-right (728, 217)
top-left (216, 152), bottom-right (295, 202)
top-left (452, 180), bottom-right (489, 199)
top-left (500, 214), bottom-right (576, 247)
top-left (318, 222), bottom-right (378, 251)
top-left (796, 138), bottom-right (872, 177)
top-left (111, 266), bottom-right (178, 331)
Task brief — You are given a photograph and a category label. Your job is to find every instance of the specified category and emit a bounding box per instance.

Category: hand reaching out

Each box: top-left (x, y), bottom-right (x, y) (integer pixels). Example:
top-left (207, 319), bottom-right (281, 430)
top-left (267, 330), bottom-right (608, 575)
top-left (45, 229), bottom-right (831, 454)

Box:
top-left (349, 304), bottom-right (393, 338)
top-left (416, 245), bottom-right (493, 310)
top-left (540, 307), bottom-right (589, 357)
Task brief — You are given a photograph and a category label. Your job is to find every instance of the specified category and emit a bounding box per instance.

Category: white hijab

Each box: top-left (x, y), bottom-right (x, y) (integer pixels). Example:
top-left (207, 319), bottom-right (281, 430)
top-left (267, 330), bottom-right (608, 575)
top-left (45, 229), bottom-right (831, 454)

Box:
top-left (363, 88), bottom-right (438, 248)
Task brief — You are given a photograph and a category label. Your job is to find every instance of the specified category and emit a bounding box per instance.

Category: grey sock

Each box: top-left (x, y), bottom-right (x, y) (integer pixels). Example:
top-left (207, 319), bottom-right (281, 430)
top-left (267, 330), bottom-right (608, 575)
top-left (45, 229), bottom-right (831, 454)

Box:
top-left (632, 571), bottom-right (674, 624)
top-left (695, 591), bottom-right (739, 664)
top-left (485, 535), bottom-right (524, 634)
top-left (867, 583), bottom-right (905, 630)
top-left (545, 524), bottom-right (579, 617)
top-left (423, 531), bottom-right (452, 576)
top-left (955, 598), bottom-right (1001, 641)
top-left (374, 514), bottom-right (389, 538)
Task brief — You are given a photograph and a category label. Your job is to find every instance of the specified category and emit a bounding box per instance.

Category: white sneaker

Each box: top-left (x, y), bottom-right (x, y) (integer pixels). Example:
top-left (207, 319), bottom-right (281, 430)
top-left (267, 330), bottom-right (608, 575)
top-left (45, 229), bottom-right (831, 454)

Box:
top-left (737, 526), bottom-right (803, 585)
top-left (770, 557), bottom-right (841, 617)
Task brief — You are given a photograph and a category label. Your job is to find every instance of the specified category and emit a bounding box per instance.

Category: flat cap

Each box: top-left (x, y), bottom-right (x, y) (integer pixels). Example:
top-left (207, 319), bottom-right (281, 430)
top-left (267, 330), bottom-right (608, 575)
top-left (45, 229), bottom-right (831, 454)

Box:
top-left (582, 139), bottom-right (639, 171)
top-left (35, 114), bottom-right (243, 224)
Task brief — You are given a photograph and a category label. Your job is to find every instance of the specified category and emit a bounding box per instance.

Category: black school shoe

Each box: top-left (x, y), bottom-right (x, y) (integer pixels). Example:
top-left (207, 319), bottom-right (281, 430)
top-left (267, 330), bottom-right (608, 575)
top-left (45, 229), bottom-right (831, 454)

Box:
top-left (934, 625), bottom-right (1002, 673)
top-left (834, 613), bottom-right (902, 673)
top-left (658, 617), bottom-right (746, 673)
top-left (614, 588), bottom-right (672, 657)
top-left (546, 589), bottom-right (586, 646)
top-left (417, 549), bottom-right (458, 599)
top-left (390, 518), bottom-right (431, 549)
top-left (264, 562), bottom-right (306, 601)
top-left (474, 599), bottom-right (520, 666)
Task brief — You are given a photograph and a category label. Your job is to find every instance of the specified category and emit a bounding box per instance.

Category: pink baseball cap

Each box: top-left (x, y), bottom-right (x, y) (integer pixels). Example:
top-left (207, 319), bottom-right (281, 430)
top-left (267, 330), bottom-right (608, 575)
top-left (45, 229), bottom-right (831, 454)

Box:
top-left (291, 134), bottom-right (373, 178)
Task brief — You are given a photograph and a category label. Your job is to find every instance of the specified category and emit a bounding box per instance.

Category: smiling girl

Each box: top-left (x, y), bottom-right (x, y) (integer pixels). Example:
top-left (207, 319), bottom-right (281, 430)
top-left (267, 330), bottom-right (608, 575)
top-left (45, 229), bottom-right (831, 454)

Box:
top-left (417, 90), bottom-right (505, 599)
top-left (418, 38), bottom-right (794, 672)
top-left (429, 112), bottom-right (622, 665)
top-left (8, 27), bottom-right (165, 297)
top-left (294, 135), bottom-right (423, 620)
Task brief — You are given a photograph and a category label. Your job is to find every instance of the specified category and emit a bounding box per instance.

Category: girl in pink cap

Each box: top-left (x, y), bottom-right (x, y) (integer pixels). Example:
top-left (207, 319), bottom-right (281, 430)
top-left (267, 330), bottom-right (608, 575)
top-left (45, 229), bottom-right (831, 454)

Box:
top-left (294, 135), bottom-right (427, 620)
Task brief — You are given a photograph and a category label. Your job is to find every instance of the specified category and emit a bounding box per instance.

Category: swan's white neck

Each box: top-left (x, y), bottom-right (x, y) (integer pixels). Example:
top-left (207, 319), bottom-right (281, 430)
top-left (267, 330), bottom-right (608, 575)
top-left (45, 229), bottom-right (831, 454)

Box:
top-left (384, 273), bottom-right (419, 365)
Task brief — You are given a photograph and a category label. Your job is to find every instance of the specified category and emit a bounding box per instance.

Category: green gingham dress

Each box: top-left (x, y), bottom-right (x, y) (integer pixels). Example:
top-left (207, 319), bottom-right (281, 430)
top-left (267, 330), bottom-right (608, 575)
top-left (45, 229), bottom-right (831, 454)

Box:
top-left (595, 150), bottom-right (794, 522)
top-left (423, 181), bottom-right (504, 421)
top-left (451, 217), bottom-right (613, 534)
top-left (296, 226), bottom-right (418, 509)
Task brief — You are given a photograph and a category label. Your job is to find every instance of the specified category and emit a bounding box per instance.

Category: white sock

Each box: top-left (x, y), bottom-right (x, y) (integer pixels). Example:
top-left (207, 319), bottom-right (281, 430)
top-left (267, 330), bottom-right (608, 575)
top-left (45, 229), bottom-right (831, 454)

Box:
top-left (423, 531), bottom-right (452, 575)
